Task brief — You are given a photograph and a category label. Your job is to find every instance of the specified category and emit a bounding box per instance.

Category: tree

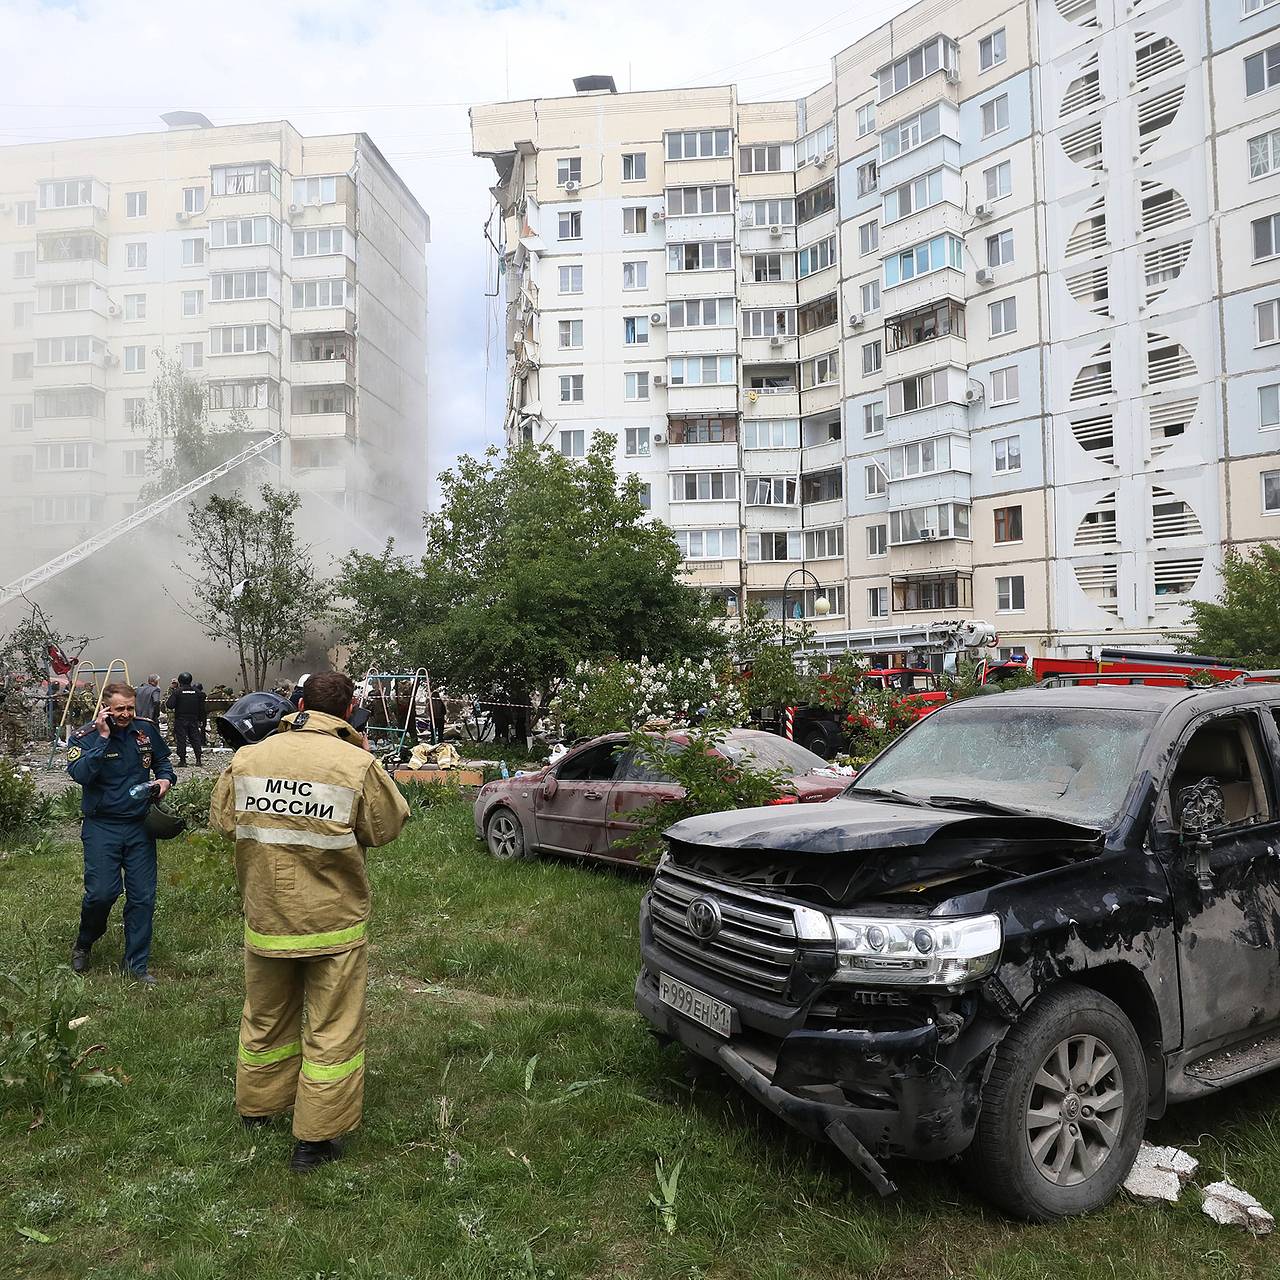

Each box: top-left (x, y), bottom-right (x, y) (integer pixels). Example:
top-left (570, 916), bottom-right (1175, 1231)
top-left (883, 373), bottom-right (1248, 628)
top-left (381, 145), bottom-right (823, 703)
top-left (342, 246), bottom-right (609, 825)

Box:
top-left (333, 439), bottom-right (722, 704)
top-left (1178, 544), bottom-right (1280, 668)
top-left (181, 485), bottom-right (330, 691)
top-left (0, 602), bottom-right (94, 683)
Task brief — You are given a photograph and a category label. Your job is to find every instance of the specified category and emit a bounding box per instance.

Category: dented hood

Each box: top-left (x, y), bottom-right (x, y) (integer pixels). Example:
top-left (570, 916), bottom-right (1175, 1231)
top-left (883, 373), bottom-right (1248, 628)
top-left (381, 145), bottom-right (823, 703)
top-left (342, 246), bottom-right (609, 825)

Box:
top-left (665, 796), bottom-right (1100, 855)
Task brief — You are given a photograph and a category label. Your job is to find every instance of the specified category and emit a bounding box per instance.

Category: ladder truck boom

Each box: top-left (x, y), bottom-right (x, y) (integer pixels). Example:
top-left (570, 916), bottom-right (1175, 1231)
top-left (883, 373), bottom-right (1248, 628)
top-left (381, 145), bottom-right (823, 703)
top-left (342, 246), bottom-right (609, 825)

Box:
top-left (0, 431), bottom-right (285, 610)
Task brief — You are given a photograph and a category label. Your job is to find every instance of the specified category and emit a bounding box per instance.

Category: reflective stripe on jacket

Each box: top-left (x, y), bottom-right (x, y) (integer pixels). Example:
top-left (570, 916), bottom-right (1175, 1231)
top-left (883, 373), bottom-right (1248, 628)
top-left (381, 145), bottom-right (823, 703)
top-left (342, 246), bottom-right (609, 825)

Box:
top-left (209, 709), bottom-right (410, 957)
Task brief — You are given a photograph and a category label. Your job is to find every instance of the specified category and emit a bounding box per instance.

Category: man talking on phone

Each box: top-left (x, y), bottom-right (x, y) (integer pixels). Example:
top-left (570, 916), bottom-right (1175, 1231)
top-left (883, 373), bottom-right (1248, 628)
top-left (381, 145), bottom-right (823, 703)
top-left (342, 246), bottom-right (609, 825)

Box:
top-left (67, 682), bottom-right (176, 984)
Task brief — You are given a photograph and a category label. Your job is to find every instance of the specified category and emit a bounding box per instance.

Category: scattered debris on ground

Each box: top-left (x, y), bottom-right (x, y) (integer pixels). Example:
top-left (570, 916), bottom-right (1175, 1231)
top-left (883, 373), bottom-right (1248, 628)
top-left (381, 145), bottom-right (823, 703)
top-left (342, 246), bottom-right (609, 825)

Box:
top-left (1201, 1180), bottom-right (1276, 1235)
top-left (1123, 1142), bottom-right (1198, 1203)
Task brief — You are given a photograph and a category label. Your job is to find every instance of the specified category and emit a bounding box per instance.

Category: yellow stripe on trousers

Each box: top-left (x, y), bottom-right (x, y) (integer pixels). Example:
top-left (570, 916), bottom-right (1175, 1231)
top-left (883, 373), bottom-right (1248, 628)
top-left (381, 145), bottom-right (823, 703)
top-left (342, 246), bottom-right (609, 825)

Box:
top-left (244, 921), bottom-right (366, 951)
top-left (238, 1039), bottom-right (302, 1066)
top-left (301, 1050), bottom-right (365, 1083)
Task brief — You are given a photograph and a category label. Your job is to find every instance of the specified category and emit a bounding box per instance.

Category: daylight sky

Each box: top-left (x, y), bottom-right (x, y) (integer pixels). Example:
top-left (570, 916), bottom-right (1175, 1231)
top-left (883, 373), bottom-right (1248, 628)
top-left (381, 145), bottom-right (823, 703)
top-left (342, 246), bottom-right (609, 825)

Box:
top-left (1, 0), bottom-right (913, 508)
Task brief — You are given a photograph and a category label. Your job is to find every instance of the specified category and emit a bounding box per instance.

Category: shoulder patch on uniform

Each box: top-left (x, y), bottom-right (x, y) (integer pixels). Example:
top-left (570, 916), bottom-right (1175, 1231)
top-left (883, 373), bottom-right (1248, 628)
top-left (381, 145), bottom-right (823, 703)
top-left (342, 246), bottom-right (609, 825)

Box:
top-left (67, 746), bottom-right (81, 762)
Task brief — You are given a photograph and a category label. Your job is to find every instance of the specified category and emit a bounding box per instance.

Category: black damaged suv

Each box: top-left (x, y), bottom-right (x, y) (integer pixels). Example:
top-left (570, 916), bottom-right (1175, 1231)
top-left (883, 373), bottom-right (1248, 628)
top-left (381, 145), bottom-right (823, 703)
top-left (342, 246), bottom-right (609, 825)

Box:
top-left (635, 680), bottom-right (1280, 1220)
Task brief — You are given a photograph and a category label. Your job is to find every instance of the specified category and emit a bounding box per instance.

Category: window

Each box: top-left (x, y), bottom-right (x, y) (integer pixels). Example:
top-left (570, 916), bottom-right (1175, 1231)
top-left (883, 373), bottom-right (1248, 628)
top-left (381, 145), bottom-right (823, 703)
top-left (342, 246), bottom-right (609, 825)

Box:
top-left (1248, 128), bottom-right (1280, 178)
top-left (209, 324), bottom-right (272, 355)
top-left (622, 260), bottom-right (647, 290)
top-left (857, 103), bottom-right (877, 136)
top-left (884, 233), bottom-right (964, 287)
top-left (677, 298), bottom-right (735, 328)
top-left (210, 217), bottom-right (280, 248)
top-left (863, 401), bottom-right (884, 437)
top-left (181, 342), bottom-right (203, 371)
top-left (859, 220), bottom-right (879, 255)
top-left (16, 200), bottom-right (35, 225)
top-left (741, 198), bottom-right (795, 227)
top-left (183, 185), bottom-right (206, 213)
top-left (668, 185), bottom-right (732, 216)
top-left (746, 476), bottom-right (798, 505)
top-left (881, 105), bottom-right (944, 162)
top-left (36, 336), bottom-right (100, 365)
top-left (867, 524), bottom-right (888, 556)
top-left (12, 301), bottom-right (32, 328)
top-left (625, 426), bottom-right (650, 455)
top-left (212, 271), bottom-right (270, 301)
top-left (125, 242), bottom-right (147, 270)
top-left (890, 437), bottom-right (950, 479)
top-left (877, 36), bottom-right (958, 100)
top-left (12, 404), bottom-right (33, 432)
top-left (889, 503), bottom-right (970, 543)
top-left (208, 380), bottom-right (280, 411)
top-left (989, 296), bottom-right (1017, 336)
top-left (39, 178), bottom-right (93, 209)
top-left (675, 528), bottom-right (738, 559)
top-left (124, 397), bottom-right (147, 427)
top-left (13, 251), bottom-right (35, 277)
top-left (124, 345), bottom-right (146, 373)
top-left (799, 295), bottom-right (838, 334)
top-left (991, 365), bottom-right (1020, 404)
top-left (984, 161), bottom-right (1012, 201)
top-left (124, 293), bottom-right (146, 321)
top-left (804, 351), bottom-right (838, 387)
top-left (556, 156), bottom-right (581, 186)
top-left (669, 416), bottom-right (738, 444)
top-left (293, 227), bottom-right (345, 257)
top-left (559, 374), bottom-right (583, 403)
top-left (748, 531), bottom-right (802, 562)
top-left (994, 505), bottom-right (1023, 543)
top-left (623, 206), bottom-right (648, 234)
top-left (665, 129), bottom-right (732, 160)
top-left (869, 587), bottom-right (889, 618)
top-left (979, 28), bottom-right (1007, 71)
top-left (622, 152), bottom-right (647, 181)
top-left (558, 211), bottom-right (582, 240)
top-left (558, 319), bottom-right (583, 349)
top-left (885, 300), bottom-right (965, 352)
top-left (125, 191), bottom-right (147, 218)
top-left (1257, 299), bottom-right (1280, 345)
top-left (1264, 470), bottom-right (1280, 513)
top-left (805, 526), bottom-right (844, 559)
top-left (1245, 44), bottom-right (1280, 96)
top-left (986, 229), bottom-right (1014, 267)
top-left (624, 315), bottom-right (649, 345)
top-left (798, 236), bottom-right (836, 277)
top-left (559, 264), bottom-right (583, 294)
top-left (802, 468), bottom-right (842, 503)
top-left (749, 252), bottom-right (784, 282)
top-left (882, 169), bottom-right (943, 222)
top-left (993, 434), bottom-right (1022, 472)
top-left (857, 159), bottom-right (879, 197)
top-left (743, 419), bottom-right (800, 449)
top-left (291, 279), bottom-right (346, 309)
top-left (1252, 212), bottom-right (1280, 260)
top-left (866, 462), bottom-right (887, 497)
top-left (741, 306), bottom-right (793, 336)
top-left (559, 429), bottom-right (586, 458)
top-left (797, 122), bottom-right (835, 166)
top-left (638, 483), bottom-right (652, 511)
top-left (669, 355), bottom-right (735, 385)
top-left (740, 144), bottom-right (783, 173)
top-left (291, 175), bottom-right (336, 205)
top-left (12, 353), bottom-right (33, 380)
top-left (862, 340), bottom-right (882, 375)
top-left (672, 471), bottom-right (738, 501)
top-left (981, 95), bottom-right (1010, 138)
top-left (181, 289), bottom-right (204, 317)
top-left (860, 280), bottom-right (881, 314)
top-left (124, 449), bottom-right (147, 478)
top-left (181, 237), bottom-right (205, 266)
top-left (996, 575), bottom-right (1025, 612)
top-left (39, 284), bottom-right (85, 313)
top-left (668, 241), bottom-right (733, 271)
top-left (35, 442), bottom-right (92, 471)
top-left (1260, 383), bottom-right (1280, 427)
top-left (797, 181), bottom-right (835, 223)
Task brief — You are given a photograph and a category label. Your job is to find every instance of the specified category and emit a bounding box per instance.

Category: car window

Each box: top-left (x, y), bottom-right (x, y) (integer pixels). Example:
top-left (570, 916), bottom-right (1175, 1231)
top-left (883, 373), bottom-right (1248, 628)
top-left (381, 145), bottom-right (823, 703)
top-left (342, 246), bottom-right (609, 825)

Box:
top-left (556, 741), bottom-right (624, 782)
top-left (719, 734), bottom-right (828, 773)
top-left (1169, 714), bottom-right (1272, 830)
top-left (615, 743), bottom-right (683, 784)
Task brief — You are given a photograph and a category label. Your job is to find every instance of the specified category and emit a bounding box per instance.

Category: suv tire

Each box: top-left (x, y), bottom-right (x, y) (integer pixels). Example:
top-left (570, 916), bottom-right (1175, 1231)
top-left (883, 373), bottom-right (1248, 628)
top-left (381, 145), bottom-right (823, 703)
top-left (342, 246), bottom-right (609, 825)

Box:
top-left (484, 807), bottom-right (529, 861)
top-left (968, 982), bottom-right (1146, 1221)
top-left (800, 729), bottom-right (833, 759)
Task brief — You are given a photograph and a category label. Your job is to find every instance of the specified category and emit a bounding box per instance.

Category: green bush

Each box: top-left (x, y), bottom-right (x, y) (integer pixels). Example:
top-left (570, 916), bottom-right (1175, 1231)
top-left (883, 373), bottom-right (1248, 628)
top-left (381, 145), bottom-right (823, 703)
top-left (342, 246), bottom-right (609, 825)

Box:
top-left (163, 774), bottom-right (218, 830)
top-left (49, 786), bottom-right (82, 823)
top-left (397, 778), bottom-right (467, 815)
top-left (0, 760), bottom-right (48, 835)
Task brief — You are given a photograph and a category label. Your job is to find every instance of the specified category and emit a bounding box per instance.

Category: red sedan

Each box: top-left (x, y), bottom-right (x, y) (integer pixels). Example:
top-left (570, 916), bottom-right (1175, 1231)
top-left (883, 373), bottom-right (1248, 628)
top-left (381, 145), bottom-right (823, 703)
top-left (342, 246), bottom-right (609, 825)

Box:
top-left (473, 728), bottom-right (848, 866)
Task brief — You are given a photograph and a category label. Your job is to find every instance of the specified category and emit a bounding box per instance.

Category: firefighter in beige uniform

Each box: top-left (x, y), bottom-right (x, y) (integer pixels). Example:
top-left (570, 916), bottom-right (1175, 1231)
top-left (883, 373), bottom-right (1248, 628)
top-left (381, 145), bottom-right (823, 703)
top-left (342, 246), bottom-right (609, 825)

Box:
top-left (209, 672), bottom-right (410, 1172)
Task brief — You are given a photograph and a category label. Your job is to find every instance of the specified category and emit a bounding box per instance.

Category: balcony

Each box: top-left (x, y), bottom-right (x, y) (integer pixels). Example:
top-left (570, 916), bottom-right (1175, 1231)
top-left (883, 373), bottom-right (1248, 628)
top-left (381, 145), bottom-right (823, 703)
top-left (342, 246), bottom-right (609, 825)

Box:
top-left (289, 197), bottom-right (356, 234)
top-left (666, 269), bottom-right (735, 300)
top-left (678, 559), bottom-right (741, 590)
top-left (208, 190), bottom-right (278, 220)
top-left (36, 203), bottom-right (107, 233)
top-left (290, 411), bottom-right (356, 440)
top-left (891, 571), bottom-right (973, 614)
top-left (290, 356), bottom-right (354, 387)
top-left (876, 68), bottom-right (960, 132)
top-left (664, 213), bottom-right (735, 243)
top-left (878, 200), bottom-right (966, 257)
top-left (206, 350), bottom-right (280, 381)
top-left (668, 327), bottom-right (737, 357)
top-left (667, 384), bottom-right (738, 415)
top-left (738, 222), bottom-right (796, 253)
top-left (800, 379), bottom-right (841, 416)
top-left (207, 243), bottom-right (281, 273)
top-left (34, 306), bottom-right (109, 338)
top-left (741, 385), bottom-right (799, 418)
top-left (741, 335), bottom-right (797, 364)
top-left (290, 306), bottom-right (356, 336)
top-left (33, 361), bottom-right (106, 390)
top-left (209, 405), bottom-right (281, 435)
top-left (35, 256), bottom-right (109, 288)
top-left (882, 267), bottom-right (965, 317)
top-left (877, 135), bottom-right (962, 194)
top-left (738, 279), bottom-right (797, 309)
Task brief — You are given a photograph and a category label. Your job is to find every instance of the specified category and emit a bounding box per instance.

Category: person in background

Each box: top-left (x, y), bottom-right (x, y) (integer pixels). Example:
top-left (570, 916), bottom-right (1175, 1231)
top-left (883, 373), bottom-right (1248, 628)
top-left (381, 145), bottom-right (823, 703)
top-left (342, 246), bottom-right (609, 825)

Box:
top-left (67, 681), bottom-right (175, 983)
top-left (136, 673), bottom-right (163, 725)
top-left (166, 672), bottom-right (206, 767)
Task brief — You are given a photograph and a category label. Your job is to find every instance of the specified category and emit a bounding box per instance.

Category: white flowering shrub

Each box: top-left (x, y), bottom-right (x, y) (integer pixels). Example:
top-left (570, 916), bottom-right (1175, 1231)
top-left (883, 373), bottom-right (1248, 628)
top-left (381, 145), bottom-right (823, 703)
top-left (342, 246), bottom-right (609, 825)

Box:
top-left (550, 656), bottom-right (745, 740)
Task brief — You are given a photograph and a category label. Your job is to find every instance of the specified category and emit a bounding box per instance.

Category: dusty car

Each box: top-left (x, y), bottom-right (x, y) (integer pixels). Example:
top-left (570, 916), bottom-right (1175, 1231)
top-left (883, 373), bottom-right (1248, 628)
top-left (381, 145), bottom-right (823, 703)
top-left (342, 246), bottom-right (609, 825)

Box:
top-left (474, 728), bottom-right (847, 865)
top-left (635, 680), bottom-right (1280, 1220)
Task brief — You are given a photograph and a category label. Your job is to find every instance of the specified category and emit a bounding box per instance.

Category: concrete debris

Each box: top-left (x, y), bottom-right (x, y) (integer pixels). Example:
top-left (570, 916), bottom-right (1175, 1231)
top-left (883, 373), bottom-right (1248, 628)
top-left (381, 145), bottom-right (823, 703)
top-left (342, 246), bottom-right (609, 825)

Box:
top-left (1123, 1142), bottom-right (1199, 1203)
top-left (1201, 1180), bottom-right (1275, 1235)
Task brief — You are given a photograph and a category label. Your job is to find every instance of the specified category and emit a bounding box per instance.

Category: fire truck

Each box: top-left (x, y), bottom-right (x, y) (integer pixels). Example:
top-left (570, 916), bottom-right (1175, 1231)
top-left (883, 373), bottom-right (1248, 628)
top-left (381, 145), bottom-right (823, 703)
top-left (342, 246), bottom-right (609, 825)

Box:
top-left (979, 648), bottom-right (1260, 688)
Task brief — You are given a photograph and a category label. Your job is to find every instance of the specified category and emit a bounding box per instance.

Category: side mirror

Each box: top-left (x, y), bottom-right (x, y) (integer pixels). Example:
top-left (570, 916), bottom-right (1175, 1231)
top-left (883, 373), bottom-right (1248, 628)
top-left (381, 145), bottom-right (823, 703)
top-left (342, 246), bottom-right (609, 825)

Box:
top-left (543, 774), bottom-right (559, 799)
top-left (1178, 777), bottom-right (1226, 892)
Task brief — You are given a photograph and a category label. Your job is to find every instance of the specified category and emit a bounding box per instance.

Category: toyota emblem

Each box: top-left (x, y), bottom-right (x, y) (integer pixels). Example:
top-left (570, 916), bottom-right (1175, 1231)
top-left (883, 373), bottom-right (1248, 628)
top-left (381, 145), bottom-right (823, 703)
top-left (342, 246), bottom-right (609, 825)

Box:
top-left (686, 896), bottom-right (723, 941)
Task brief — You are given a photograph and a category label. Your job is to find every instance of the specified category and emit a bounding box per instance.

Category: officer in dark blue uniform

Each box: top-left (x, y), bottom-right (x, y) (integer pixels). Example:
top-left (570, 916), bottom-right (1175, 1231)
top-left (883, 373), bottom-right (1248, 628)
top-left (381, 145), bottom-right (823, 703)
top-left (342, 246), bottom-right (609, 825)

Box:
top-left (67, 680), bottom-right (176, 984)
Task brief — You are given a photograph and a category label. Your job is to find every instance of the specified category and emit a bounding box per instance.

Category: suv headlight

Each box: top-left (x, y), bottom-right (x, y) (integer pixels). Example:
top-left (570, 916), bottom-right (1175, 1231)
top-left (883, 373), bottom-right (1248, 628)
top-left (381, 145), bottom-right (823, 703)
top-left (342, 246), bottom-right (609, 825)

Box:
top-left (829, 913), bottom-right (1002, 989)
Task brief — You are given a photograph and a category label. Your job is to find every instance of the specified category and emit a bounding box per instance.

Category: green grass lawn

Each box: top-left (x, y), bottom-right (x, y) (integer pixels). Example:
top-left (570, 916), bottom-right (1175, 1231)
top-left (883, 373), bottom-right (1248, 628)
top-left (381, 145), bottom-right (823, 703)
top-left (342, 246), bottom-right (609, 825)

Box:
top-left (2, 799), bottom-right (1279, 1279)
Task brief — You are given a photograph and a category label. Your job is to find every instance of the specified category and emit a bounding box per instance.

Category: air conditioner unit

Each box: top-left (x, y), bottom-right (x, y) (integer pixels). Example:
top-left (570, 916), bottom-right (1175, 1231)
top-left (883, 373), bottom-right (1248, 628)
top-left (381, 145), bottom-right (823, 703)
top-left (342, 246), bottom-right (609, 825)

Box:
top-left (814, 153), bottom-right (829, 169)
top-left (175, 209), bottom-right (189, 222)
top-left (652, 209), bottom-right (666, 222)
top-left (964, 386), bottom-right (984, 404)
top-left (288, 202), bottom-right (303, 215)
top-left (945, 67), bottom-right (961, 84)
top-left (653, 373), bottom-right (667, 386)
top-left (650, 311), bottom-right (666, 325)
top-left (769, 334), bottom-right (785, 348)
top-left (849, 313), bottom-right (865, 329)
top-left (975, 267), bottom-right (995, 286)
top-left (651, 431), bottom-right (666, 444)
top-left (107, 302), bottom-right (121, 316)
top-left (104, 351), bottom-right (119, 366)
top-left (919, 527), bottom-right (938, 540)
top-left (563, 179), bottom-right (581, 193)
top-left (768, 224), bottom-right (783, 238)
top-left (974, 202), bottom-right (991, 219)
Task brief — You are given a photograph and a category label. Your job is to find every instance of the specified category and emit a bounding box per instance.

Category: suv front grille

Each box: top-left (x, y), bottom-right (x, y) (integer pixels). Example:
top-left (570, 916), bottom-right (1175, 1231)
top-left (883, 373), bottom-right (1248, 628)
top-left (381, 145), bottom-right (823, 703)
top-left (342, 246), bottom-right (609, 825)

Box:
top-left (650, 864), bottom-right (800, 996)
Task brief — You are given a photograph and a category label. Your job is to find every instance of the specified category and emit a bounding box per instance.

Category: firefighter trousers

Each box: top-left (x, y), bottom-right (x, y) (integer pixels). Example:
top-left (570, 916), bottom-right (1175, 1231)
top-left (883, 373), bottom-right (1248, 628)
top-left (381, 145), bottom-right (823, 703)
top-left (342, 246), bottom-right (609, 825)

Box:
top-left (236, 945), bottom-right (367, 1141)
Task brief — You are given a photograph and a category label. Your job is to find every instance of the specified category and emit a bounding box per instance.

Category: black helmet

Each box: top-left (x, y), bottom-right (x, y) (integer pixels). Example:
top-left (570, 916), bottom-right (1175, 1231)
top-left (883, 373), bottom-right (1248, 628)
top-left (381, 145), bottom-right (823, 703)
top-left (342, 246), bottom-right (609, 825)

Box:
top-left (143, 803), bottom-right (187, 841)
top-left (177, 672), bottom-right (193, 686)
top-left (215, 691), bottom-right (293, 751)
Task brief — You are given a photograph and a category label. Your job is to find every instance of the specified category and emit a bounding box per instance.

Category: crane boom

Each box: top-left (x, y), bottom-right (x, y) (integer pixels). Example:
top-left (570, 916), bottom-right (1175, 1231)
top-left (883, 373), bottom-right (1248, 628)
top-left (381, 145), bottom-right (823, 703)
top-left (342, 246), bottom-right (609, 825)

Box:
top-left (0, 431), bottom-right (285, 609)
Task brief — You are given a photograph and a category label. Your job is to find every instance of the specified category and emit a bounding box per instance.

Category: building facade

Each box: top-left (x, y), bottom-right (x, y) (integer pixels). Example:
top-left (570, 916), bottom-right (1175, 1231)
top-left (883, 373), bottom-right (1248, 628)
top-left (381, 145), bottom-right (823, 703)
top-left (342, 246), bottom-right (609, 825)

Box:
top-left (0, 116), bottom-right (429, 583)
top-left (472, 0), bottom-right (1280, 659)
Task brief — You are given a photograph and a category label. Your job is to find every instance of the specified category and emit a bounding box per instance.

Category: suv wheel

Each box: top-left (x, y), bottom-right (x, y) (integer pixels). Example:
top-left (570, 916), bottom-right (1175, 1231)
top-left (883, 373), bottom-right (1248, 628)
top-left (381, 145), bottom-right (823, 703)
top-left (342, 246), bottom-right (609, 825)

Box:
top-left (800, 729), bottom-right (832, 759)
top-left (968, 983), bottom-right (1146, 1221)
top-left (484, 808), bottom-right (528, 861)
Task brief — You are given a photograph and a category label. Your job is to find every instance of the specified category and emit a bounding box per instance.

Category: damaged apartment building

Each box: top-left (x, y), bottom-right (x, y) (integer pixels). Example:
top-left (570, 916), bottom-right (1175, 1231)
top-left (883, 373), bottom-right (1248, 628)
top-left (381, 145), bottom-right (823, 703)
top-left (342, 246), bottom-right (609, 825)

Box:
top-left (471, 0), bottom-right (1280, 659)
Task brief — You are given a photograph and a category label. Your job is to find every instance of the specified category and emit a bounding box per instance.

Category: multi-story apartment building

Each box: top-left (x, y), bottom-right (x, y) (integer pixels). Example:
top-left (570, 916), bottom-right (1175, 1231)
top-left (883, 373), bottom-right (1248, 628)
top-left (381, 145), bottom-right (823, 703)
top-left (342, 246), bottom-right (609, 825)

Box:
top-left (472, 0), bottom-right (1280, 660)
top-left (0, 115), bottom-right (429, 585)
